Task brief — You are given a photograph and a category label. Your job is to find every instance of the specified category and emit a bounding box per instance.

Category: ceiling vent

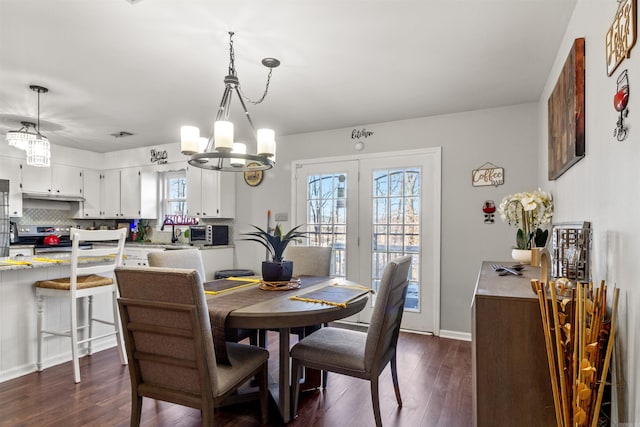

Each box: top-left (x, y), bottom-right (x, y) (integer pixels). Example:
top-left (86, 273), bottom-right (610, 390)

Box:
top-left (110, 131), bottom-right (134, 138)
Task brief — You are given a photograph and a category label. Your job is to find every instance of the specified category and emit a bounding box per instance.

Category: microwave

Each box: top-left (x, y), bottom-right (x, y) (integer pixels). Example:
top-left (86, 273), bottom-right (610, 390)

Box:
top-left (189, 225), bottom-right (229, 246)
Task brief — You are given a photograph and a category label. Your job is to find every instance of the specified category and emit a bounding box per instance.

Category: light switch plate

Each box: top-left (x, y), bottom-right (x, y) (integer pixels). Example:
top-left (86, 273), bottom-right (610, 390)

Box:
top-left (274, 212), bottom-right (288, 222)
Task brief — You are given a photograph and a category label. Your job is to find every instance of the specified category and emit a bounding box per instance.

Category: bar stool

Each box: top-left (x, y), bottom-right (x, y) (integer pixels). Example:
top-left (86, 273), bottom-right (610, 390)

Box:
top-left (34, 228), bottom-right (127, 383)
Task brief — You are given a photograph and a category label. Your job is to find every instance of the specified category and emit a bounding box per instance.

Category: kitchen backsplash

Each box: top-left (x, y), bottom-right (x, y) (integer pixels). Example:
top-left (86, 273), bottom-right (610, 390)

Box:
top-left (15, 207), bottom-right (235, 244)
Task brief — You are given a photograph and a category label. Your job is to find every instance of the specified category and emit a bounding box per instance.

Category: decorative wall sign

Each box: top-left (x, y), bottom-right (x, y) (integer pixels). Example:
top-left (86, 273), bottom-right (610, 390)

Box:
top-left (482, 200), bottom-right (496, 223)
top-left (351, 127), bottom-right (374, 151)
top-left (472, 162), bottom-right (504, 187)
top-left (606, 0), bottom-right (637, 76)
top-left (244, 162), bottom-right (264, 186)
top-left (548, 38), bottom-right (585, 181)
top-left (613, 69), bottom-right (630, 141)
top-left (150, 149), bottom-right (168, 164)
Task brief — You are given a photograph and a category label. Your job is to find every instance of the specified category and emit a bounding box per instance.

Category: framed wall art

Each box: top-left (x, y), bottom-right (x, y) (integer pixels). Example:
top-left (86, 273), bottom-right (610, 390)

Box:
top-left (548, 37), bottom-right (586, 181)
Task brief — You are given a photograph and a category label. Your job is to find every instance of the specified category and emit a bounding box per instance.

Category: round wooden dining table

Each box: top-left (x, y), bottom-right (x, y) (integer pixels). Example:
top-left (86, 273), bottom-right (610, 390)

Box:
top-left (205, 276), bottom-right (369, 423)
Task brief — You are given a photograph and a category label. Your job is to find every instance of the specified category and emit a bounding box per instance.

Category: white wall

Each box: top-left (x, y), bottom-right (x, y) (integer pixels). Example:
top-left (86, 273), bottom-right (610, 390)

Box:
top-left (234, 102), bottom-right (539, 334)
top-left (538, 1), bottom-right (638, 424)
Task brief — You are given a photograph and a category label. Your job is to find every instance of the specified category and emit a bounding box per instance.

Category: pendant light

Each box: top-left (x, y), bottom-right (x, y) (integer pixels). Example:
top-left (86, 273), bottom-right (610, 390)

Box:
top-left (6, 85), bottom-right (51, 167)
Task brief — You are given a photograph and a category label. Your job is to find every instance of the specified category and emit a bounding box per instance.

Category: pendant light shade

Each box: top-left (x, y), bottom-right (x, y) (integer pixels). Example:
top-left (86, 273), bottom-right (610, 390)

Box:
top-left (6, 85), bottom-right (52, 167)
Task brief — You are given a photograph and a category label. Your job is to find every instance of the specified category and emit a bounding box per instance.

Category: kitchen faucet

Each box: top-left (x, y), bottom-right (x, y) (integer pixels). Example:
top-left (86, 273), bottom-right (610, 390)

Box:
top-left (160, 217), bottom-right (177, 244)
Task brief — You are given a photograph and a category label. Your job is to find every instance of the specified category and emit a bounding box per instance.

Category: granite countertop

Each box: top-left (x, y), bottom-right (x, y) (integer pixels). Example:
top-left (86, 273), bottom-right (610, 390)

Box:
top-left (0, 254), bottom-right (114, 271)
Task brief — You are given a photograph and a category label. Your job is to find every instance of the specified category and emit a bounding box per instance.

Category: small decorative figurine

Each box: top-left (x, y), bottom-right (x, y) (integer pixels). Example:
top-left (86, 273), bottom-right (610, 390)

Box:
top-left (483, 200), bottom-right (496, 223)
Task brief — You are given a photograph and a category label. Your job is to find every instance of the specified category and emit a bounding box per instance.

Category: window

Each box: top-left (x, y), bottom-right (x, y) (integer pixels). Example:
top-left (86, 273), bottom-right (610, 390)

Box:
top-left (160, 170), bottom-right (195, 224)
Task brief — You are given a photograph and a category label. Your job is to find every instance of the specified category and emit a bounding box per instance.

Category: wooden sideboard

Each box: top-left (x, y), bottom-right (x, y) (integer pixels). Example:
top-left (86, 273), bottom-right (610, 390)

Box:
top-left (472, 261), bottom-right (556, 427)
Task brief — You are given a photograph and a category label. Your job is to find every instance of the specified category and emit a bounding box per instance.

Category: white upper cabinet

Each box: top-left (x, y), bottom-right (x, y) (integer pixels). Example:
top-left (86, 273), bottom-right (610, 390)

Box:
top-left (75, 169), bottom-right (102, 218)
top-left (101, 169), bottom-right (121, 218)
top-left (21, 163), bottom-right (82, 197)
top-left (186, 166), bottom-right (235, 218)
top-left (0, 156), bottom-right (23, 216)
top-left (101, 168), bottom-right (157, 219)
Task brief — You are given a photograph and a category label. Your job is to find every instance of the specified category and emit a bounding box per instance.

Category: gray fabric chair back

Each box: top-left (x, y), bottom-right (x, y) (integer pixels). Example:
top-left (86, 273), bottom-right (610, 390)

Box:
top-left (285, 246), bottom-right (332, 277)
top-left (115, 267), bottom-right (219, 400)
top-left (147, 249), bottom-right (207, 283)
top-left (364, 255), bottom-right (412, 373)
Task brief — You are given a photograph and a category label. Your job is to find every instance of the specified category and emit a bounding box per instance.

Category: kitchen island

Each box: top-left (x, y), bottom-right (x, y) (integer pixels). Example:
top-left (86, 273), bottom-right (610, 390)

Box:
top-left (0, 254), bottom-right (121, 382)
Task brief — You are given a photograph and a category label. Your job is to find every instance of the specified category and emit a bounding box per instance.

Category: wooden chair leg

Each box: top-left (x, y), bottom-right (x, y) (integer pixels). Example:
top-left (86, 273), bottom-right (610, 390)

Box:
top-left (290, 360), bottom-right (303, 421)
top-left (112, 289), bottom-right (127, 365)
top-left (390, 353), bottom-right (402, 407)
top-left (130, 395), bottom-right (142, 427)
top-left (36, 294), bottom-right (44, 371)
top-left (201, 405), bottom-right (214, 427)
top-left (371, 376), bottom-right (382, 427)
top-left (258, 363), bottom-right (269, 424)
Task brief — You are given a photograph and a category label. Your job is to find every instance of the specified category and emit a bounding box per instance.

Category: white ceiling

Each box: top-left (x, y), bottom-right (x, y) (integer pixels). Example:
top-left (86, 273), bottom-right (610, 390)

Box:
top-left (0, 0), bottom-right (577, 153)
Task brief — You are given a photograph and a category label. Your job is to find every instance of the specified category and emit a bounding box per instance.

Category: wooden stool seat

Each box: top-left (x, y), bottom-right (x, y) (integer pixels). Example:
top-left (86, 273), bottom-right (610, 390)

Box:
top-left (35, 275), bottom-right (113, 290)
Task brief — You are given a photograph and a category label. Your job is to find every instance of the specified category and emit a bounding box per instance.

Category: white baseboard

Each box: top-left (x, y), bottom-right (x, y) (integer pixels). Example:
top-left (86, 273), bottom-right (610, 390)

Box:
top-left (0, 339), bottom-right (118, 384)
top-left (439, 329), bottom-right (471, 342)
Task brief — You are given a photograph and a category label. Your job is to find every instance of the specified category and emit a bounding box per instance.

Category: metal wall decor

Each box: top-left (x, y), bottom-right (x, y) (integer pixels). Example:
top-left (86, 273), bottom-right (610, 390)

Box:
top-left (613, 69), bottom-right (630, 141)
top-left (472, 162), bottom-right (504, 187)
top-left (482, 200), bottom-right (496, 223)
top-left (551, 222), bottom-right (592, 282)
top-left (548, 38), bottom-right (586, 181)
top-left (606, 0), bottom-right (637, 76)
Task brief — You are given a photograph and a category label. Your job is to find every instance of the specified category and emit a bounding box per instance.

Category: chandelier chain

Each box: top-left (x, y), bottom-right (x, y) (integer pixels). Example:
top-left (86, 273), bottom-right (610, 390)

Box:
top-left (226, 31), bottom-right (273, 105)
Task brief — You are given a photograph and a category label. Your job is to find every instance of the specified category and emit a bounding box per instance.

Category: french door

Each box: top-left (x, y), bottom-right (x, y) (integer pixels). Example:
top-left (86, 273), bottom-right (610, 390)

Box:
top-left (293, 148), bottom-right (441, 334)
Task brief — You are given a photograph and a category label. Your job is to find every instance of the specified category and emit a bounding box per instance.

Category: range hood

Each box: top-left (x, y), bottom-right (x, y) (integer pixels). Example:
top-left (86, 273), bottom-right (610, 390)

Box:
top-left (22, 192), bottom-right (86, 202)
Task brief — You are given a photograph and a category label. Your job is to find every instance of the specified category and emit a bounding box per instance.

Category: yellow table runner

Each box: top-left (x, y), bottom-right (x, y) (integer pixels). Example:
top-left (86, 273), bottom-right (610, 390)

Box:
top-left (289, 283), bottom-right (373, 308)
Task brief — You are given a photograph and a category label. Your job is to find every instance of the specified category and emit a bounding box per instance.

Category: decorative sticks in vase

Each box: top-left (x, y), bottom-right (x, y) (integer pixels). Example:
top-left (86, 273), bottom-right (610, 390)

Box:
top-left (532, 278), bottom-right (619, 427)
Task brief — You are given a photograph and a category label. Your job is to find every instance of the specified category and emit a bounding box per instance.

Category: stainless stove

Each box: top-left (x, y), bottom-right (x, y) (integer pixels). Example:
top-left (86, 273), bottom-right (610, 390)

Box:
top-left (16, 225), bottom-right (92, 254)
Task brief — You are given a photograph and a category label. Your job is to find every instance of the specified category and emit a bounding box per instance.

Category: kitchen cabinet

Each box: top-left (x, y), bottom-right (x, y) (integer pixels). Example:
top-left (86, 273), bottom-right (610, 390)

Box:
top-left (101, 168), bottom-right (157, 219)
top-left (472, 261), bottom-right (555, 427)
top-left (122, 247), bottom-right (165, 267)
top-left (21, 163), bottom-right (83, 197)
top-left (74, 169), bottom-right (102, 218)
top-left (186, 165), bottom-right (235, 218)
top-left (0, 156), bottom-right (23, 216)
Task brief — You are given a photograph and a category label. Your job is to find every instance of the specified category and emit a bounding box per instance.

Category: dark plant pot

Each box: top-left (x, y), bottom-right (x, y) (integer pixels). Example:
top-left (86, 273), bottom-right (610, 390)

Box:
top-left (262, 261), bottom-right (293, 282)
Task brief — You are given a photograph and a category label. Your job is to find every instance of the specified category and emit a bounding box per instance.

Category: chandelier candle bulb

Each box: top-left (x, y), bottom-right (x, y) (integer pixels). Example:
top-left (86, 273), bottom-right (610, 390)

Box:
top-left (214, 121), bottom-right (234, 151)
top-left (257, 128), bottom-right (276, 156)
top-left (230, 142), bottom-right (246, 167)
top-left (180, 125), bottom-right (200, 155)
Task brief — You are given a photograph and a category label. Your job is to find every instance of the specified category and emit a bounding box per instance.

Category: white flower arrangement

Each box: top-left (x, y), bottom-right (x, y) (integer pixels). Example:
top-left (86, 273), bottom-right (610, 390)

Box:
top-left (498, 189), bottom-right (554, 249)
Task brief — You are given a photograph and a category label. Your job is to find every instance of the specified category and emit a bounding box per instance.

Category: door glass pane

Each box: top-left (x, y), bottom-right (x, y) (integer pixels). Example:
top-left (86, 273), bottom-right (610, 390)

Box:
top-left (371, 167), bottom-right (421, 311)
top-left (305, 173), bottom-right (347, 278)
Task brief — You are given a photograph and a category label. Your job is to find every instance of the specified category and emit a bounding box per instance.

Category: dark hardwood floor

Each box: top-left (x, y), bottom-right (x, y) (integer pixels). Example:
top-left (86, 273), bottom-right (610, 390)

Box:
top-left (0, 330), bottom-right (471, 427)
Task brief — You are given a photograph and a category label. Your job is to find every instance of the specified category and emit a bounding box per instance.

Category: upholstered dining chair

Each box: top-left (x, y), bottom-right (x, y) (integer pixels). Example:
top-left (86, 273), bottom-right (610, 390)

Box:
top-left (115, 267), bottom-right (269, 426)
top-left (290, 255), bottom-right (412, 426)
top-left (147, 249), bottom-right (261, 346)
top-left (285, 245), bottom-right (333, 278)
top-left (264, 246), bottom-right (333, 349)
top-left (34, 228), bottom-right (128, 383)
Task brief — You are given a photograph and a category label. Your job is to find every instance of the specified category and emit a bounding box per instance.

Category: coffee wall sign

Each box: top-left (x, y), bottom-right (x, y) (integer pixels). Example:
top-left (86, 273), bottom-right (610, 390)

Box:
top-left (472, 162), bottom-right (504, 187)
top-left (150, 149), bottom-right (168, 164)
top-left (606, 0), bottom-right (637, 76)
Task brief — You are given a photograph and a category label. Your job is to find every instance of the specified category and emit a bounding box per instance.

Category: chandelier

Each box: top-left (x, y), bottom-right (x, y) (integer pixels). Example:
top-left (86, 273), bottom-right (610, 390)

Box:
top-left (6, 85), bottom-right (51, 167)
top-left (181, 32), bottom-right (279, 172)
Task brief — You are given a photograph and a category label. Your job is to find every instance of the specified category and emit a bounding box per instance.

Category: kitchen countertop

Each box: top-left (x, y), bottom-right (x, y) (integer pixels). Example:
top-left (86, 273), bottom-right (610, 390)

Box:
top-left (0, 254), bottom-right (115, 271)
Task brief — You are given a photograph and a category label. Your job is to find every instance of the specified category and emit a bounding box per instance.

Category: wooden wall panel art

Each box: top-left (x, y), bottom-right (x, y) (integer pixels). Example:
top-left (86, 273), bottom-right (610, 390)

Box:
top-left (548, 38), bottom-right (585, 181)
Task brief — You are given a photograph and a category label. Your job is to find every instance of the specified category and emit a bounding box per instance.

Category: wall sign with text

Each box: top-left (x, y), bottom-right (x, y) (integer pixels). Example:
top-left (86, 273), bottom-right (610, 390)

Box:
top-left (472, 163), bottom-right (504, 187)
top-left (606, 0), bottom-right (637, 76)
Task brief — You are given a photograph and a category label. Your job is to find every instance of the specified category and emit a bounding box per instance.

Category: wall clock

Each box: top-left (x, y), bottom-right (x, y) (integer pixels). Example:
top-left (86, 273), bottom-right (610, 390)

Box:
top-left (244, 162), bottom-right (264, 187)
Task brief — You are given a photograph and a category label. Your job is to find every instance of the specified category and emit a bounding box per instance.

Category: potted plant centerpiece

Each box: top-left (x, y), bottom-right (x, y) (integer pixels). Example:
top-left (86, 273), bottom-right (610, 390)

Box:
top-left (242, 224), bottom-right (307, 281)
top-left (498, 189), bottom-right (553, 263)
